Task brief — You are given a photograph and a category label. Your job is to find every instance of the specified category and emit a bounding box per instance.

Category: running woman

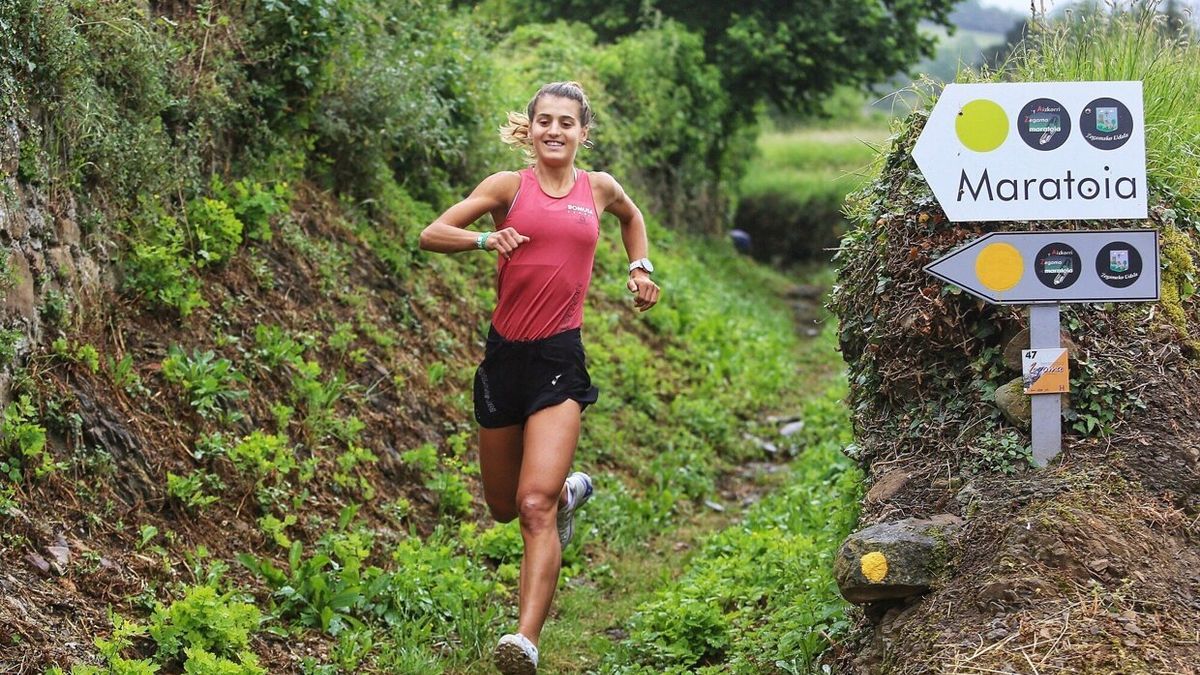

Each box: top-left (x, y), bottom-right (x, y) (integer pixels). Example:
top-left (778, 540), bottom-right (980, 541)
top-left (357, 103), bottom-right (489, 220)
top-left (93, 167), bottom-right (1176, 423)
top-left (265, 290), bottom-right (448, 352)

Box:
top-left (418, 81), bottom-right (660, 674)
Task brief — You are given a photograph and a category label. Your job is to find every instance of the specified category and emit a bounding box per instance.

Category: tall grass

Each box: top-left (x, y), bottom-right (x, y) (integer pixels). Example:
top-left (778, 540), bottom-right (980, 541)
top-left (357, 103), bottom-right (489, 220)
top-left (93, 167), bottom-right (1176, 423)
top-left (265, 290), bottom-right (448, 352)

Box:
top-left (1006, 4), bottom-right (1200, 216)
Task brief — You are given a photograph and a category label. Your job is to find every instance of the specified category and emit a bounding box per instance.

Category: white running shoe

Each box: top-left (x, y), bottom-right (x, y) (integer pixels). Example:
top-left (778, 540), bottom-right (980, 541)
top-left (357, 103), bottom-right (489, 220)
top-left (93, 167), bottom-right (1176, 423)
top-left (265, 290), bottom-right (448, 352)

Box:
top-left (494, 633), bottom-right (538, 674)
top-left (556, 471), bottom-right (594, 549)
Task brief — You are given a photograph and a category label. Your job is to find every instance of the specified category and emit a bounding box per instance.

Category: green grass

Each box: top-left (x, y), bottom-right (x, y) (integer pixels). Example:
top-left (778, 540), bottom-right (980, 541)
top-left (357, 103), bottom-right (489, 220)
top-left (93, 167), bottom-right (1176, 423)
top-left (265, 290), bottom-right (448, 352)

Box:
top-left (599, 378), bottom-right (861, 673)
top-left (736, 125), bottom-right (889, 263)
top-left (749, 128), bottom-right (889, 174)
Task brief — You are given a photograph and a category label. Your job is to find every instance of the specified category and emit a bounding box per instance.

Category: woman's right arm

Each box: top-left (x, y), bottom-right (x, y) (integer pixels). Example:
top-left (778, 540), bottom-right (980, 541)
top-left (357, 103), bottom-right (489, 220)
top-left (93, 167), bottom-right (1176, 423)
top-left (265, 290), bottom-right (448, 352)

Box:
top-left (418, 172), bottom-right (529, 256)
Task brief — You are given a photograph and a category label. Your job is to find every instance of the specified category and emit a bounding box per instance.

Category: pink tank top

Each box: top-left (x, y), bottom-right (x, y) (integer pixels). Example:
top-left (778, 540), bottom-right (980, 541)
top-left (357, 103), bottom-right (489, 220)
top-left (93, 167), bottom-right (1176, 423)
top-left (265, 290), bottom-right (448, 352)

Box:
top-left (492, 168), bottom-right (600, 341)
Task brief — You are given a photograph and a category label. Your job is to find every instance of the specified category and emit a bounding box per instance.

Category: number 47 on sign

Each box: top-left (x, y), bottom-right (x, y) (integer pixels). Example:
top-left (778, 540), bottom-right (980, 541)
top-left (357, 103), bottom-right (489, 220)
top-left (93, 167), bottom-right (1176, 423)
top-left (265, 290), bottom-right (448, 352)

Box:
top-left (1022, 348), bottom-right (1069, 394)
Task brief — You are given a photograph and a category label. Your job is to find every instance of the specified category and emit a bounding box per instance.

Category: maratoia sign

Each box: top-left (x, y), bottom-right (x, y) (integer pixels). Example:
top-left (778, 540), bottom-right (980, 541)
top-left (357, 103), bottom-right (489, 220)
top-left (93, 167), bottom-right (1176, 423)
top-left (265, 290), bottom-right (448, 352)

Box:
top-left (912, 81), bottom-right (1147, 222)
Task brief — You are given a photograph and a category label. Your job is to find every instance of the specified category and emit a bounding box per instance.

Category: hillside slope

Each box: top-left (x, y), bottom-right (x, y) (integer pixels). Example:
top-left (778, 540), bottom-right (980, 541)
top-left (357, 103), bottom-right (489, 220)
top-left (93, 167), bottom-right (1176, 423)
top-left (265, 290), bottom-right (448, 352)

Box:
top-left (1, 157), bottom-right (845, 673)
top-left (830, 13), bottom-right (1200, 673)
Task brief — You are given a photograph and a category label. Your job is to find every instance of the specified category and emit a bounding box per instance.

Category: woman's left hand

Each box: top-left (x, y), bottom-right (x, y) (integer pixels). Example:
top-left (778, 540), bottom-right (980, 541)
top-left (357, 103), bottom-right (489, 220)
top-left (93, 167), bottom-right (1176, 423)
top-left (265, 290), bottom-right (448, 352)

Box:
top-left (626, 273), bottom-right (660, 312)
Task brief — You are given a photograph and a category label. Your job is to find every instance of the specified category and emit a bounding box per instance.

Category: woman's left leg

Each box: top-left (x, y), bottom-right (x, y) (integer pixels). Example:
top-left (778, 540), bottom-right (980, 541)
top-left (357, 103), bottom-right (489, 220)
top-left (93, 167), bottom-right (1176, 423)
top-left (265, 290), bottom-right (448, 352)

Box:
top-left (514, 399), bottom-right (582, 645)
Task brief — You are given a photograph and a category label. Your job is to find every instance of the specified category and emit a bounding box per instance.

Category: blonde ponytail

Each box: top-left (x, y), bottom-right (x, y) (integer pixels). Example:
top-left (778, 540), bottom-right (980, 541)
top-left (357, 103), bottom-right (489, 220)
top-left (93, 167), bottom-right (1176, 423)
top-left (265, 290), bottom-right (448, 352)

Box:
top-left (499, 110), bottom-right (535, 164)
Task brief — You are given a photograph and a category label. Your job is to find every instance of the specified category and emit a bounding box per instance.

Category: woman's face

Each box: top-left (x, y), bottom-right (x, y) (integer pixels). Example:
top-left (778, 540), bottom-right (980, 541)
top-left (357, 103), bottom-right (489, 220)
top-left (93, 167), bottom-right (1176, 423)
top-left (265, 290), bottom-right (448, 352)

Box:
top-left (530, 95), bottom-right (588, 166)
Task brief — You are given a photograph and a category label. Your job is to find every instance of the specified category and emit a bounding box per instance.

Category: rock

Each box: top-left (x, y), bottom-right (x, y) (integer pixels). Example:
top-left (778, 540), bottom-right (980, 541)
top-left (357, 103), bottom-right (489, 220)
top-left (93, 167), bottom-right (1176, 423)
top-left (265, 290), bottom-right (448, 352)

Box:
top-left (46, 246), bottom-right (76, 284)
top-left (46, 536), bottom-right (70, 575)
top-left (5, 207), bottom-right (30, 240)
top-left (55, 216), bottom-right (81, 247)
top-left (77, 256), bottom-right (102, 291)
top-left (742, 432), bottom-right (778, 455)
top-left (703, 499), bottom-right (726, 512)
top-left (2, 249), bottom-right (37, 323)
top-left (866, 470), bottom-right (909, 503)
top-left (993, 377), bottom-right (1032, 428)
top-left (24, 208), bottom-right (48, 239)
top-left (0, 121), bottom-right (19, 176)
top-left (779, 420), bottom-right (806, 437)
top-left (1002, 327), bottom-right (1080, 372)
top-left (835, 515), bottom-right (964, 603)
top-left (25, 552), bottom-right (51, 577)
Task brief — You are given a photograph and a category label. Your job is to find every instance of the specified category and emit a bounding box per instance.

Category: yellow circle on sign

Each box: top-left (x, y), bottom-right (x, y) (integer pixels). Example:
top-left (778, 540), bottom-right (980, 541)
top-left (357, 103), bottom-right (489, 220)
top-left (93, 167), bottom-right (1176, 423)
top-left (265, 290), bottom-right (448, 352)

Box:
top-left (975, 243), bottom-right (1024, 291)
top-left (861, 551), bottom-right (888, 583)
top-left (955, 99), bottom-right (1009, 152)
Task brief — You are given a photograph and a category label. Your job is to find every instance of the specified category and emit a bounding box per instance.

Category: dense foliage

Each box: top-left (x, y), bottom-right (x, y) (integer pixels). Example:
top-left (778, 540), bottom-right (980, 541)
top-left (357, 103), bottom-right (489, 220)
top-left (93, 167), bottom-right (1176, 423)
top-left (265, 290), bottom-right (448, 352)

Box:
top-left (479, 0), bottom-right (956, 120)
top-left (735, 127), bottom-right (885, 264)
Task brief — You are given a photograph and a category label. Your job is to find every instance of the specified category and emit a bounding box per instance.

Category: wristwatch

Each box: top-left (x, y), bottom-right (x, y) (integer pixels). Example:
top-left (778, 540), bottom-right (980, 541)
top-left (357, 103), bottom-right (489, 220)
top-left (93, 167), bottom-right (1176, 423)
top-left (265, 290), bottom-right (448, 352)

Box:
top-left (628, 258), bottom-right (654, 274)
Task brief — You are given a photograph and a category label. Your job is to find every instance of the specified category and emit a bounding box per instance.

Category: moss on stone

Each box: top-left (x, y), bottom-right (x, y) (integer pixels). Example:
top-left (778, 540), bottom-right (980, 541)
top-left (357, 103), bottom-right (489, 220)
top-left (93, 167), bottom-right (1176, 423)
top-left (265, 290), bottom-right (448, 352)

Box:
top-left (1158, 223), bottom-right (1198, 351)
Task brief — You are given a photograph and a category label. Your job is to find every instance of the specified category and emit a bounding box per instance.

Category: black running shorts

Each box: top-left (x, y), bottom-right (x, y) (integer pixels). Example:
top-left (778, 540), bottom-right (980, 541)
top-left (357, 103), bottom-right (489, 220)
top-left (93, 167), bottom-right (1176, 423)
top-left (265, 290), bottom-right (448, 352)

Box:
top-left (473, 325), bottom-right (600, 428)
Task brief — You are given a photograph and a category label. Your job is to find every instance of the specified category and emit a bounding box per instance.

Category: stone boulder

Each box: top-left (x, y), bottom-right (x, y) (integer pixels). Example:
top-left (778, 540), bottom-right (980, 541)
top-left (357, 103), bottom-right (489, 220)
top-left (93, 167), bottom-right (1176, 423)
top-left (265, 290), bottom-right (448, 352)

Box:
top-left (993, 376), bottom-right (1032, 428)
top-left (834, 515), bottom-right (963, 603)
top-left (1002, 327), bottom-right (1080, 372)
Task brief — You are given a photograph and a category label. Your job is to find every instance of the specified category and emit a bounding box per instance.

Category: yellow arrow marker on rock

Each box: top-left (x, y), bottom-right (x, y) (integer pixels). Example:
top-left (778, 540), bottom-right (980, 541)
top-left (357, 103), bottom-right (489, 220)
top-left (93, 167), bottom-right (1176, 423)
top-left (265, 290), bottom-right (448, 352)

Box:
top-left (861, 551), bottom-right (889, 583)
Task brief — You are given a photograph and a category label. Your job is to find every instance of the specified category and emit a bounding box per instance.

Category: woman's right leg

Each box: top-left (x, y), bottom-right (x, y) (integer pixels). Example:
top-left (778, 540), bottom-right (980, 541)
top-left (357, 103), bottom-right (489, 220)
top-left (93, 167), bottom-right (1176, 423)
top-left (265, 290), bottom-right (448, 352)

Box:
top-left (479, 425), bottom-right (524, 523)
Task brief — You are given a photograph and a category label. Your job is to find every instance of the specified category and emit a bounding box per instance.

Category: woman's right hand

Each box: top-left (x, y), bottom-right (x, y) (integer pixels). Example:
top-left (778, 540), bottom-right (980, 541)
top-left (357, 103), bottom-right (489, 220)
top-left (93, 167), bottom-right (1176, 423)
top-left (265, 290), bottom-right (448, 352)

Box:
top-left (487, 227), bottom-right (530, 258)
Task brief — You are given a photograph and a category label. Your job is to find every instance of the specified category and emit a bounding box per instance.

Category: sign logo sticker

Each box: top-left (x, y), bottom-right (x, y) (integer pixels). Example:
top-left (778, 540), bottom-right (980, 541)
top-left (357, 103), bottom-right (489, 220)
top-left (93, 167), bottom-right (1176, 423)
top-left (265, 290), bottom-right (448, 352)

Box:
top-left (1081, 97), bottom-right (1133, 150)
top-left (1022, 348), bottom-right (1070, 394)
top-left (1096, 106), bottom-right (1119, 133)
top-left (974, 242), bottom-right (1023, 291)
top-left (1034, 242), bottom-right (1081, 289)
top-left (1095, 241), bottom-right (1142, 288)
top-left (1019, 98), bottom-right (1070, 151)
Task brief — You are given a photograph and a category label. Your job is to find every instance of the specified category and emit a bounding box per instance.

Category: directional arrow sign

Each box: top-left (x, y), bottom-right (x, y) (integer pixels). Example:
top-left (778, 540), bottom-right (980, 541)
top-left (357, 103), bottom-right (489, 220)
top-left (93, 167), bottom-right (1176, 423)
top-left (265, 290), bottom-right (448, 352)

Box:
top-left (912, 82), bottom-right (1147, 222)
top-left (924, 230), bottom-right (1159, 304)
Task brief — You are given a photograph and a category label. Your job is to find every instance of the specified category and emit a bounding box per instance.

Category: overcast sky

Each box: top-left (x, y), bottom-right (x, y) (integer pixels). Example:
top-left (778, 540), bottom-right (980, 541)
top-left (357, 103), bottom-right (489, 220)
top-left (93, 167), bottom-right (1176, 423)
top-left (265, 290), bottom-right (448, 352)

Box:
top-left (980, 0), bottom-right (1200, 15)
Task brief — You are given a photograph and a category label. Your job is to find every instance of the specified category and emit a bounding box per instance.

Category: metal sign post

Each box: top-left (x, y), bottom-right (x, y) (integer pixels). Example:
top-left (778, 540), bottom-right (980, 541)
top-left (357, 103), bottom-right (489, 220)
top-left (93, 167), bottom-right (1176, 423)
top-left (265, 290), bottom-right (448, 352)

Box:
top-left (1028, 304), bottom-right (1061, 465)
top-left (923, 230), bottom-right (1159, 466)
top-left (913, 81), bottom-right (1154, 466)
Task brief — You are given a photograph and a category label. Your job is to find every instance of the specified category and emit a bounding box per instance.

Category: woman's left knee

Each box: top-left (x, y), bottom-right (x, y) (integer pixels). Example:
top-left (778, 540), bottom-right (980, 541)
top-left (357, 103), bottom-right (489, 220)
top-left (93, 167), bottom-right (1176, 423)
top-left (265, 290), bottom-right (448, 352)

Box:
top-left (516, 491), bottom-right (557, 531)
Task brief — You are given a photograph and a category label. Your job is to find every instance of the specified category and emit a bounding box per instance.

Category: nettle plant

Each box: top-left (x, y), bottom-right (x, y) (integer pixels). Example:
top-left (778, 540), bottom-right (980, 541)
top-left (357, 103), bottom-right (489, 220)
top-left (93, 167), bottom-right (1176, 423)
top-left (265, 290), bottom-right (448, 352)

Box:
top-left (161, 346), bottom-right (248, 420)
top-left (147, 580), bottom-right (264, 672)
top-left (1, 395), bottom-right (54, 482)
top-left (401, 437), bottom-right (476, 517)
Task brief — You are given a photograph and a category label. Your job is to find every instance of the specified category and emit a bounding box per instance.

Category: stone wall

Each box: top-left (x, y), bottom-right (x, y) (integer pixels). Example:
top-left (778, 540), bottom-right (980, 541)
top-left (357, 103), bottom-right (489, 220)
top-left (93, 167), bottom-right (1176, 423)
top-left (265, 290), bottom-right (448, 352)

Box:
top-left (0, 119), bottom-right (109, 406)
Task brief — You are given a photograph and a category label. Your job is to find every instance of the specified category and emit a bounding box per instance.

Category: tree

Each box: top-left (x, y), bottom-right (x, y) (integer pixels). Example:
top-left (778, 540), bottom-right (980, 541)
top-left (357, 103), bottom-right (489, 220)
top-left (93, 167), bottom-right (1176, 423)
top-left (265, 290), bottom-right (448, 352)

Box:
top-left (478, 0), bottom-right (958, 119)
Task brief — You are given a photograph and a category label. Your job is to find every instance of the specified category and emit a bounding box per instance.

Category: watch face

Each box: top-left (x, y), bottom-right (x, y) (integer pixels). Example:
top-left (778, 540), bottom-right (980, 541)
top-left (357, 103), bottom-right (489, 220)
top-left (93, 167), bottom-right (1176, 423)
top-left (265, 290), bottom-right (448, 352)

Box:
top-left (642, 259), bottom-right (653, 273)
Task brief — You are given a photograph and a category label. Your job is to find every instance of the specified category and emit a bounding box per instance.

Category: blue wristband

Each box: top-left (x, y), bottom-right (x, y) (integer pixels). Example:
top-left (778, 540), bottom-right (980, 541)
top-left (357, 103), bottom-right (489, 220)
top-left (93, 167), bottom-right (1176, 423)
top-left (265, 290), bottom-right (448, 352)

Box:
top-left (476, 232), bottom-right (490, 250)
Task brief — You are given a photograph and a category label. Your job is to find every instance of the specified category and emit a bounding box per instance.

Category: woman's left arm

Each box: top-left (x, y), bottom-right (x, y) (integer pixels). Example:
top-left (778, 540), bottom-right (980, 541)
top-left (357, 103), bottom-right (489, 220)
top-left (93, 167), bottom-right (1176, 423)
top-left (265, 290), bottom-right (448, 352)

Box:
top-left (595, 172), bottom-right (660, 312)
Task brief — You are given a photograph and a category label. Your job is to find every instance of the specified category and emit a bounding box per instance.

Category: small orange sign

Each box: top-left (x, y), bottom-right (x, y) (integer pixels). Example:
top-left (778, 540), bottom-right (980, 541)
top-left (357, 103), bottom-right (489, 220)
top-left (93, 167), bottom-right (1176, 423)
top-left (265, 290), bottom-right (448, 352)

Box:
top-left (1022, 348), bottom-right (1069, 394)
